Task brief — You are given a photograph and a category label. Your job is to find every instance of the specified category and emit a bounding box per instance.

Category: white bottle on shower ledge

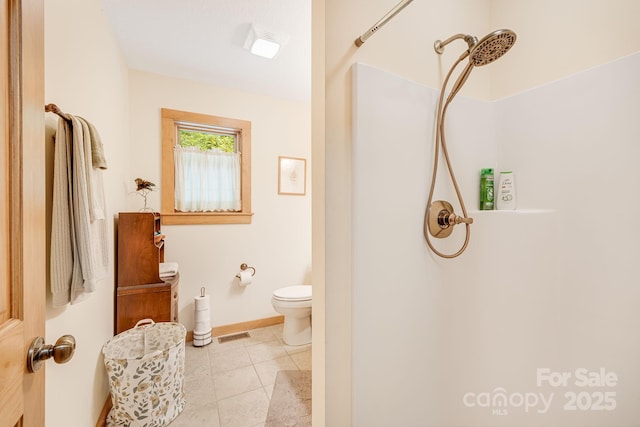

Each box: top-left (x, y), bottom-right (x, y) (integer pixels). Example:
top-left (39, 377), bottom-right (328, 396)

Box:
top-left (496, 171), bottom-right (517, 210)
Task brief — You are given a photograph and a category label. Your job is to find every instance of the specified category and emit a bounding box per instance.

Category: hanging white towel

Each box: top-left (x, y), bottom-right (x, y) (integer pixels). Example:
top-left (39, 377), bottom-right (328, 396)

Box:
top-left (50, 114), bottom-right (109, 306)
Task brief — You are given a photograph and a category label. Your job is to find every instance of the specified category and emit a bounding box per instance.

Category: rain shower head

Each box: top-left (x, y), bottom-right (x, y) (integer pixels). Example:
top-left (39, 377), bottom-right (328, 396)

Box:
top-left (434, 29), bottom-right (517, 66)
top-left (435, 29), bottom-right (517, 100)
top-left (469, 29), bottom-right (517, 66)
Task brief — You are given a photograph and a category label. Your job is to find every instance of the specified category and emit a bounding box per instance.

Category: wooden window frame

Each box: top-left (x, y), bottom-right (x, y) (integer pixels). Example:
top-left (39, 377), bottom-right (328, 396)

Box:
top-left (161, 108), bottom-right (253, 224)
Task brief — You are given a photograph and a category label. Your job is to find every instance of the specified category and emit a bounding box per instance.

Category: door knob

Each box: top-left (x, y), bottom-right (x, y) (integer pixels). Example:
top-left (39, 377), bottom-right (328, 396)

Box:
top-left (27, 335), bottom-right (76, 373)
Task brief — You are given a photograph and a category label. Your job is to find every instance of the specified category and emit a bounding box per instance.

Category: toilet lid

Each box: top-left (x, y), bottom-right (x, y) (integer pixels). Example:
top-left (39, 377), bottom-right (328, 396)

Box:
top-left (273, 285), bottom-right (312, 301)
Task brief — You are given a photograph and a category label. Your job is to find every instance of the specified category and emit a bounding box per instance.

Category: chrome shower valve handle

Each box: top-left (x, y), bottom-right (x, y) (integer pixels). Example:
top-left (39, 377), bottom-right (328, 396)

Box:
top-left (441, 211), bottom-right (474, 226)
top-left (427, 200), bottom-right (473, 239)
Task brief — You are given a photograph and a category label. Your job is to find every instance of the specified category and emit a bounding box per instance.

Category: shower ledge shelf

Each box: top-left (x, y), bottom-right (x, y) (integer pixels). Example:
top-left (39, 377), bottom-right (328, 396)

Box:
top-left (468, 208), bottom-right (557, 215)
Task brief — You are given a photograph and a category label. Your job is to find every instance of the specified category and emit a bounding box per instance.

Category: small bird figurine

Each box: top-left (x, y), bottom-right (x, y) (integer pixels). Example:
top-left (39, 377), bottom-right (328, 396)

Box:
top-left (135, 178), bottom-right (156, 192)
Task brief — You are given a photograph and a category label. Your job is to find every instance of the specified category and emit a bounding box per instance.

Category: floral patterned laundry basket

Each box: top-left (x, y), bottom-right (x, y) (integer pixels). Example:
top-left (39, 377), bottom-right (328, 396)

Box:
top-left (103, 320), bottom-right (187, 427)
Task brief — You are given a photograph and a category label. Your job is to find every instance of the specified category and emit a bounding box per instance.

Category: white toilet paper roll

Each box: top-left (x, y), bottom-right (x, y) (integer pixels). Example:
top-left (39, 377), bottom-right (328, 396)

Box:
top-left (195, 310), bottom-right (210, 322)
top-left (195, 317), bottom-right (209, 328)
top-left (194, 320), bottom-right (210, 334)
top-left (238, 269), bottom-right (253, 286)
top-left (194, 294), bottom-right (210, 311)
top-left (195, 310), bottom-right (209, 320)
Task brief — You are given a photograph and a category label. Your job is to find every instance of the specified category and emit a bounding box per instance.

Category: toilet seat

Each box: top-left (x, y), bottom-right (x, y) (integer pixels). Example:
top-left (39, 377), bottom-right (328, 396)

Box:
top-left (273, 285), bottom-right (312, 302)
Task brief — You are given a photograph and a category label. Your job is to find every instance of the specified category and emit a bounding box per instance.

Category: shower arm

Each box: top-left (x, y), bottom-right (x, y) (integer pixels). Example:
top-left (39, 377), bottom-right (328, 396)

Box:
top-left (354, 0), bottom-right (414, 47)
top-left (434, 34), bottom-right (477, 54)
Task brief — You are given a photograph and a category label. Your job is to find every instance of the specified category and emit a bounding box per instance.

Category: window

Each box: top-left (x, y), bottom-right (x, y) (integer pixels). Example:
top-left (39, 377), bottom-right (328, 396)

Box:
top-left (161, 108), bottom-right (252, 224)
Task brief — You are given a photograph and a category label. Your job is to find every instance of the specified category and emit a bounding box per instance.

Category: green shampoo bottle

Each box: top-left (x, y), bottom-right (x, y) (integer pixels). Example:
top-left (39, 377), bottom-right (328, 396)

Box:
top-left (480, 168), bottom-right (494, 210)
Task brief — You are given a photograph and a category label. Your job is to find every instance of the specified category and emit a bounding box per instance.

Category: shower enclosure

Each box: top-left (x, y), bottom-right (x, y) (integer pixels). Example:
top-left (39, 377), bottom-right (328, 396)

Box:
top-left (351, 42), bottom-right (640, 427)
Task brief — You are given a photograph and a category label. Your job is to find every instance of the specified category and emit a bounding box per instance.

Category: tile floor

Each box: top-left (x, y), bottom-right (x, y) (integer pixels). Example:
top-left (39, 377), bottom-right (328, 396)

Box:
top-left (170, 323), bottom-right (311, 427)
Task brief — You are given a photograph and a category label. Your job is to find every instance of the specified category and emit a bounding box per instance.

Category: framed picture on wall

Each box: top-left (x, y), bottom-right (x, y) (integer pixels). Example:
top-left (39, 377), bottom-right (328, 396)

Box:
top-left (278, 156), bottom-right (306, 195)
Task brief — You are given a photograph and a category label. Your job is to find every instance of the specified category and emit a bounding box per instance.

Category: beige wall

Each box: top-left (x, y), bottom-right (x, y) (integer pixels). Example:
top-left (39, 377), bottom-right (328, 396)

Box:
top-left (127, 70), bottom-right (312, 331)
top-left (44, 0), bottom-right (130, 425)
top-left (311, 0), bottom-right (326, 424)
top-left (490, 0), bottom-right (640, 99)
top-left (322, 0), bottom-right (640, 425)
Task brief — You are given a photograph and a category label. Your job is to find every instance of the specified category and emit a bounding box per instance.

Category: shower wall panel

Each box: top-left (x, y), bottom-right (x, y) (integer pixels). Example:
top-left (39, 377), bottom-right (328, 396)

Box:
top-left (494, 51), bottom-right (640, 425)
top-left (352, 62), bottom-right (497, 426)
top-left (352, 53), bottom-right (640, 426)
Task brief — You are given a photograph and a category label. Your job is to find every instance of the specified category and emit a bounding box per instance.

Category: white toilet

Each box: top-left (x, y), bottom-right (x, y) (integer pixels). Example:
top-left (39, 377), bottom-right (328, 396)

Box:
top-left (271, 285), bottom-right (312, 346)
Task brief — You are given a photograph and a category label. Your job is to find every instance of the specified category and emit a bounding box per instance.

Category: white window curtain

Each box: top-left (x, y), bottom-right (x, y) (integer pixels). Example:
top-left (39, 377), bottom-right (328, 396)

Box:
top-left (174, 145), bottom-right (241, 212)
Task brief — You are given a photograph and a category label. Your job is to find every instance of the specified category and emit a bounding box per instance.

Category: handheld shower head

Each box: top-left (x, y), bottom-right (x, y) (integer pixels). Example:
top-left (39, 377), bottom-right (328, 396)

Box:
top-left (469, 29), bottom-right (516, 66)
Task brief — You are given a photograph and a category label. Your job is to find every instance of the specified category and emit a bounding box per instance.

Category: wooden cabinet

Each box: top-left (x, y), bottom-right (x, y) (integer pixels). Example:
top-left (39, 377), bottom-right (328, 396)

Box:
top-left (115, 212), bottom-right (179, 334)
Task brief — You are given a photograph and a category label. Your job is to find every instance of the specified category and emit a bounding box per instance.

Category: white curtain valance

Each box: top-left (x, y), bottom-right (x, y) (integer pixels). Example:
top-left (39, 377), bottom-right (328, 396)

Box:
top-left (174, 145), bottom-right (241, 212)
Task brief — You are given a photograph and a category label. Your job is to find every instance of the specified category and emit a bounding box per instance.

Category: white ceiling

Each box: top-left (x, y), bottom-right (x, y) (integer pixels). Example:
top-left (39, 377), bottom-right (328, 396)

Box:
top-left (102, 0), bottom-right (311, 102)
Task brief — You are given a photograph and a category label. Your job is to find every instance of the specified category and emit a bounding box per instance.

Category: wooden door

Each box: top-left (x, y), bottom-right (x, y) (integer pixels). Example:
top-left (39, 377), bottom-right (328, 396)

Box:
top-left (0, 0), bottom-right (45, 426)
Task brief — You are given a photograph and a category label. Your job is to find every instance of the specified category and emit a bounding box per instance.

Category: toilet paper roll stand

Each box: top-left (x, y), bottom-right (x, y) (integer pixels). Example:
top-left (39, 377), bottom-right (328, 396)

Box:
top-left (193, 286), bottom-right (212, 347)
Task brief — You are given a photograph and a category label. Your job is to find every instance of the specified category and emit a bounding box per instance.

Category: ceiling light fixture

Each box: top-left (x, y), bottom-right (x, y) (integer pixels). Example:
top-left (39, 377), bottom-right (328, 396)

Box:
top-left (244, 25), bottom-right (289, 59)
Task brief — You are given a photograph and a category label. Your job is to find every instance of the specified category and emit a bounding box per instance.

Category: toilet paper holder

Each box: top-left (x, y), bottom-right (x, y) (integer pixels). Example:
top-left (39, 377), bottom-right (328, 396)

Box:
top-left (235, 263), bottom-right (256, 278)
